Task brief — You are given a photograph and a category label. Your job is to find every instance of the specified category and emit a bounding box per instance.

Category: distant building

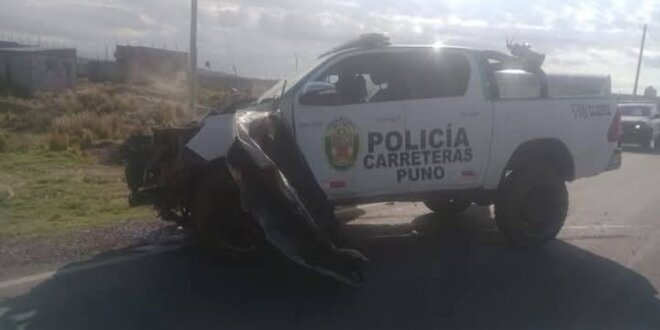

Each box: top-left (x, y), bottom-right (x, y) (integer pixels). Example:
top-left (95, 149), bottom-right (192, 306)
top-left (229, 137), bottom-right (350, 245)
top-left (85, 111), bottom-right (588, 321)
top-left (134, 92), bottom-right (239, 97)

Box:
top-left (614, 93), bottom-right (660, 107)
top-left (115, 45), bottom-right (188, 84)
top-left (0, 46), bottom-right (76, 96)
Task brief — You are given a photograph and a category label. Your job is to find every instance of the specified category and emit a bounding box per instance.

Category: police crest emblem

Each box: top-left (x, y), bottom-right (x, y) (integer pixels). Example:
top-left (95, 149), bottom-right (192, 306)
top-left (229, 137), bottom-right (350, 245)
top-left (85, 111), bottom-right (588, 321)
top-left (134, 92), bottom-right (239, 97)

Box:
top-left (325, 118), bottom-right (359, 170)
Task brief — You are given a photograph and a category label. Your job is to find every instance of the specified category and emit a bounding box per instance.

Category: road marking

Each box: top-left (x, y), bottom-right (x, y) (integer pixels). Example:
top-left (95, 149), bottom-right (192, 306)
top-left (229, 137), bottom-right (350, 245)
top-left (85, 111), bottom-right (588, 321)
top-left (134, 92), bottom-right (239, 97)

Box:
top-left (10, 310), bottom-right (36, 322)
top-left (0, 244), bottom-right (184, 290)
top-left (0, 272), bottom-right (57, 290)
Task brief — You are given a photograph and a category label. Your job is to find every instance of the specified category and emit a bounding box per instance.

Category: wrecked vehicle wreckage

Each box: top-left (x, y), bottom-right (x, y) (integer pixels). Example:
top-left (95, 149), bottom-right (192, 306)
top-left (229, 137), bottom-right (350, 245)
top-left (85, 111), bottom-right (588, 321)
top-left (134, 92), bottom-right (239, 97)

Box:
top-left (121, 34), bottom-right (621, 286)
top-left (121, 106), bottom-right (368, 286)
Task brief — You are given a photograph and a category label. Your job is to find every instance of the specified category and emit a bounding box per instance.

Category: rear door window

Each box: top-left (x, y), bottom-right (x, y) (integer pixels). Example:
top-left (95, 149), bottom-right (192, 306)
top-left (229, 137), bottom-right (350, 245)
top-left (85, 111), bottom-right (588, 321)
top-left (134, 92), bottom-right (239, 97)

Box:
top-left (402, 51), bottom-right (471, 100)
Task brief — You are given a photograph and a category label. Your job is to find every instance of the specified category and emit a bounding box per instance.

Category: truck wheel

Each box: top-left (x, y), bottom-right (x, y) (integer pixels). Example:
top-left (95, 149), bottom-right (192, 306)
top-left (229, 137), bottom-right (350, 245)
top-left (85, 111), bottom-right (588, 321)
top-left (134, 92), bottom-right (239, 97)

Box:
top-left (423, 198), bottom-right (471, 214)
top-left (495, 166), bottom-right (568, 247)
top-left (650, 135), bottom-right (660, 153)
top-left (192, 174), bottom-right (261, 262)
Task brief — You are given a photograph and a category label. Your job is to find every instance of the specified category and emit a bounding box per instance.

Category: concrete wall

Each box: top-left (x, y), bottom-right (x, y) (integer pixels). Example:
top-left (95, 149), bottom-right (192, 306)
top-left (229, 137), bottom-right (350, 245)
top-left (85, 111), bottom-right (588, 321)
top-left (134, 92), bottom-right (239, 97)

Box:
top-left (30, 51), bottom-right (76, 93)
top-left (0, 48), bottom-right (76, 95)
top-left (0, 52), bottom-right (32, 95)
top-left (0, 52), bottom-right (7, 82)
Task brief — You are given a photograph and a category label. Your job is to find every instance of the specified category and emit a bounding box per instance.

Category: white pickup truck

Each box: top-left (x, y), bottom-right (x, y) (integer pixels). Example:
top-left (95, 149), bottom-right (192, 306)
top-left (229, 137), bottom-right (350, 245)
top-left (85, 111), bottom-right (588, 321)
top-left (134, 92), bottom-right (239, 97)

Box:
top-left (122, 35), bottom-right (622, 284)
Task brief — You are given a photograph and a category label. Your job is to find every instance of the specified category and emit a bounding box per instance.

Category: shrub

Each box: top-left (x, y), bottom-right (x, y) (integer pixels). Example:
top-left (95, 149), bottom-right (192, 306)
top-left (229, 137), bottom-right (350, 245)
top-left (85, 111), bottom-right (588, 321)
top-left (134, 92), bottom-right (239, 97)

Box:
top-left (0, 132), bottom-right (34, 152)
top-left (49, 133), bottom-right (69, 151)
top-left (52, 111), bottom-right (123, 144)
top-left (0, 133), bottom-right (7, 152)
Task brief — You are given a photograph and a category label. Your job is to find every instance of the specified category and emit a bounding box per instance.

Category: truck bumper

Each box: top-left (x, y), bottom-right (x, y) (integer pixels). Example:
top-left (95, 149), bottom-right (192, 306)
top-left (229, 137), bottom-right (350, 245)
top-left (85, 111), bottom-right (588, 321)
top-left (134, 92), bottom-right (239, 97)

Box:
top-left (605, 147), bottom-right (622, 171)
top-left (619, 127), bottom-right (652, 145)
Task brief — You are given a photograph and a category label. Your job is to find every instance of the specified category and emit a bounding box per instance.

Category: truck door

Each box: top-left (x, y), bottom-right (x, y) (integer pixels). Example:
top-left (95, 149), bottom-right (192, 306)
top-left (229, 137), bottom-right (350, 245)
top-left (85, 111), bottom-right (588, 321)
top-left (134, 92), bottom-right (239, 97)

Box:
top-left (292, 51), bottom-right (407, 200)
top-left (399, 49), bottom-right (492, 191)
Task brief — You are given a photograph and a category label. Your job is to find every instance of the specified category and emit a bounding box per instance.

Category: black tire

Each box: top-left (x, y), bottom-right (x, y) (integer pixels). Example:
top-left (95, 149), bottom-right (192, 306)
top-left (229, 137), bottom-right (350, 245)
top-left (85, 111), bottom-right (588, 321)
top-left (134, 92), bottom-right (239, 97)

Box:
top-left (643, 136), bottom-right (655, 151)
top-left (192, 173), bottom-right (262, 262)
top-left (495, 166), bottom-right (568, 247)
top-left (424, 198), bottom-right (471, 214)
top-left (651, 135), bottom-right (660, 153)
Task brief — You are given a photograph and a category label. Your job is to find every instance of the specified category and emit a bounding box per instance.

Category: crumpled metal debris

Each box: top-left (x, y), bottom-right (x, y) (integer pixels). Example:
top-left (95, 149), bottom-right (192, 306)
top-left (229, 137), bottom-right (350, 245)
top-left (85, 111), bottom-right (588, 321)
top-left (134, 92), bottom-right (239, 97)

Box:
top-left (225, 109), bottom-right (368, 286)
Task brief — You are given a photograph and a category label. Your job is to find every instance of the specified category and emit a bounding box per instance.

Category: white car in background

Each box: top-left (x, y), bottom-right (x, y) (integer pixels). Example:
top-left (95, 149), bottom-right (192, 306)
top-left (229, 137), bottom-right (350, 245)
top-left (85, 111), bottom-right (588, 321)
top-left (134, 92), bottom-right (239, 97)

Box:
top-left (618, 103), bottom-right (660, 150)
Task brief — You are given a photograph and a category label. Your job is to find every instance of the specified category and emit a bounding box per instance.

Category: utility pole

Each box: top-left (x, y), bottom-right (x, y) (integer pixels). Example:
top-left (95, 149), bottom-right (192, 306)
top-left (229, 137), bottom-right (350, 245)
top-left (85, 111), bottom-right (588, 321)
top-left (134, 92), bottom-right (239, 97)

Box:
top-left (188, 0), bottom-right (198, 121)
top-left (634, 24), bottom-right (647, 95)
top-left (232, 64), bottom-right (238, 89)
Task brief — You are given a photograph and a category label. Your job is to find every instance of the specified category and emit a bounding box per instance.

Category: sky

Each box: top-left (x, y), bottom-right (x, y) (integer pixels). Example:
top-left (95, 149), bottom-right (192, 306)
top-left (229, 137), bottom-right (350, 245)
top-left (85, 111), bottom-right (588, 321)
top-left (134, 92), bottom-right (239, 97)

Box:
top-left (1, 0), bottom-right (659, 93)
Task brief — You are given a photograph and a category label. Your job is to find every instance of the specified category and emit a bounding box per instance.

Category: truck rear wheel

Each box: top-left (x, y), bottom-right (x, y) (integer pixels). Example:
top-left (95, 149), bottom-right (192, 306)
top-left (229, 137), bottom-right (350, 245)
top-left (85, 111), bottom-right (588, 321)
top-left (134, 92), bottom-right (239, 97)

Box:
top-left (643, 135), bottom-right (655, 150)
top-left (423, 198), bottom-right (471, 214)
top-left (192, 173), bottom-right (261, 261)
top-left (647, 135), bottom-right (660, 153)
top-left (495, 166), bottom-right (568, 247)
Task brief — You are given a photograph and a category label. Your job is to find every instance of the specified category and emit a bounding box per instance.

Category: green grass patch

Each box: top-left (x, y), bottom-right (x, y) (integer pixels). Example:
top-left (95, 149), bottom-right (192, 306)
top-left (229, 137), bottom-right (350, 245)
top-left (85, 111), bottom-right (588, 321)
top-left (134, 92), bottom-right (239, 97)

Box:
top-left (0, 146), bottom-right (153, 237)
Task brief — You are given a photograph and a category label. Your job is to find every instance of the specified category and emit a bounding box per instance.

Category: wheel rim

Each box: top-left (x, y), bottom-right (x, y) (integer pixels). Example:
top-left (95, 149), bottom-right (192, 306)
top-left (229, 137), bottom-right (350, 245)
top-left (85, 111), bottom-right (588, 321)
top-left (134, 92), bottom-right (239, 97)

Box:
top-left (522, 186), bottom-right (561, 237)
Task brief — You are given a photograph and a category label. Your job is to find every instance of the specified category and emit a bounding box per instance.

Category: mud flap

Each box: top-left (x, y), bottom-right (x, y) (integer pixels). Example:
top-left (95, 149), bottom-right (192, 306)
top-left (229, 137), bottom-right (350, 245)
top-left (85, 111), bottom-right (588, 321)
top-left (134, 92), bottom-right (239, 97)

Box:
top-left (226, 110), bottom-right (368, 286)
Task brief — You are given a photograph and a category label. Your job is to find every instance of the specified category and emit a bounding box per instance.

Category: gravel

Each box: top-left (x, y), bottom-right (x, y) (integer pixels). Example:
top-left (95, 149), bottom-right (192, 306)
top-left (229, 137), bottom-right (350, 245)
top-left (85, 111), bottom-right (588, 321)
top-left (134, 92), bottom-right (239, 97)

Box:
top-left (0, 218), bottom-right (181, 281)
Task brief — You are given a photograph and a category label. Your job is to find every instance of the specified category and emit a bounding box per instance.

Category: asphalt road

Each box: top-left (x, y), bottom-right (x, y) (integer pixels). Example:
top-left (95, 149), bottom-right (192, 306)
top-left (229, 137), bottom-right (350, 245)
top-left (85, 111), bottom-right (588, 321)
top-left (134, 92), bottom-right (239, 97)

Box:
top-left (2, 148), bottom-right (660, 330)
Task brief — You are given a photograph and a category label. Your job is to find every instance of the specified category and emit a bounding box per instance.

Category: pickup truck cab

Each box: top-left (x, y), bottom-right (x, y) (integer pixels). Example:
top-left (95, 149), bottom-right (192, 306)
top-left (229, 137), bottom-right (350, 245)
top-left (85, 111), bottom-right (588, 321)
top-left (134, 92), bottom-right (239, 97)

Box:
top-left (618, 102), bottom-right (660, 150)
top-left (185, 36), bottom-right (621, 248)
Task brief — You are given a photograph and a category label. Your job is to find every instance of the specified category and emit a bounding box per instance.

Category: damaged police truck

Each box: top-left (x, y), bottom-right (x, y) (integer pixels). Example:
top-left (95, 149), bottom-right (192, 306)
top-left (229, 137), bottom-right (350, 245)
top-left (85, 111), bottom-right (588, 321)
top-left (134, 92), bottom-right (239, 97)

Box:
top-left (121, 35), bottom-right (622, 285)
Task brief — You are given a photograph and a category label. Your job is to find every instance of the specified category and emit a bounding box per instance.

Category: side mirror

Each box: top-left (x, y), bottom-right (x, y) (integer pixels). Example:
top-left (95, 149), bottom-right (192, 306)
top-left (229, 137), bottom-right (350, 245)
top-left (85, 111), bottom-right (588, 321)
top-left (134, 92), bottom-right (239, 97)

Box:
top-left (299, 81), bottom-right (336, 106)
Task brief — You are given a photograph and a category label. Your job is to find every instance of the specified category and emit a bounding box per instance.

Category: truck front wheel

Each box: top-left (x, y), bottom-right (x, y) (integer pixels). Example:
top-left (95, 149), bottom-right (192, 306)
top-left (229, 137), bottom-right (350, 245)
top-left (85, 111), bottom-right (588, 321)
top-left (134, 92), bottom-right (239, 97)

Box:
top-left (495, 166), bottom-right (568, 247)
top-left (192, 173), bottom-right (261, 261)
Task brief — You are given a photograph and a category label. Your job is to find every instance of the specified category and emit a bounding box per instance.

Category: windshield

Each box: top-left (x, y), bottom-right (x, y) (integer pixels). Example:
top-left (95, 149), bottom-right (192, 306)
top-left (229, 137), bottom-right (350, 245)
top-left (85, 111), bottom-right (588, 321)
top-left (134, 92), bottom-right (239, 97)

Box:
top-left (256, 57), bottom-right (325, 104)
top-left (619, 106), bottom-right (652, 117)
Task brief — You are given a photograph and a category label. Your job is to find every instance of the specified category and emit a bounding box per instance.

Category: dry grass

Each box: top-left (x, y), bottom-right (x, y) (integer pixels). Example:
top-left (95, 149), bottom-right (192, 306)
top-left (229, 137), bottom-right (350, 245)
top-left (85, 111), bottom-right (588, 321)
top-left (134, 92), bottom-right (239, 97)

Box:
top-left (0, 82), bottom-right (227, 150)
top-left (0, 82), bottom-right (232, 237)
top-left (0, 131), bottom-right (39, 153)
top-left (53, 112), bottom-right (122, 141)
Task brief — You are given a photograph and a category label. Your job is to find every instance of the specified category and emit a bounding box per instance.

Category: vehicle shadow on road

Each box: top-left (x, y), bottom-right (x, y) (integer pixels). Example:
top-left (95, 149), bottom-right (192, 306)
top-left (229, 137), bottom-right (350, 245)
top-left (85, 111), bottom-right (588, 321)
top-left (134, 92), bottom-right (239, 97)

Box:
top-left (2, 206), bottom-right (660, 330)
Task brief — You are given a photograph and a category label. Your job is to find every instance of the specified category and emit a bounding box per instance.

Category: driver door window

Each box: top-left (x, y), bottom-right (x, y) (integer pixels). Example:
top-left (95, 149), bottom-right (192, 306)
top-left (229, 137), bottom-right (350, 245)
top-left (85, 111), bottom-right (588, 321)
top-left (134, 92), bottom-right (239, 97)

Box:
top-left (303, 53), bottom-right (410, 106)
top-left (293, 51), bottom-right (408, 199)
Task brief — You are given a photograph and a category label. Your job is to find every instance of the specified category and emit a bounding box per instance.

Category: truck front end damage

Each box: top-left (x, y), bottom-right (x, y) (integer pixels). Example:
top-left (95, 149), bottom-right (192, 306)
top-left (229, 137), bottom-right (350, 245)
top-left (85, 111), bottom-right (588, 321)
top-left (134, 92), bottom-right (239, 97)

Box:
top-left (228, 110), bottom-right (367, 284)
top-left (121, 109), bottom-right (367, 285)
